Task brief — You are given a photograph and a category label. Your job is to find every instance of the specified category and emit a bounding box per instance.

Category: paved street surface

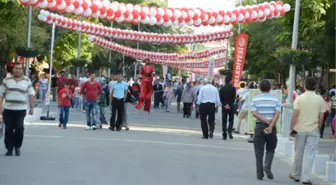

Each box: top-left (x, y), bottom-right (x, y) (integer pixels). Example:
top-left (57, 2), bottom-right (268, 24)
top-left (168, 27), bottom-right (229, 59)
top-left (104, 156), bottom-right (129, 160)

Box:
top-left (0, 102), bottom-right (333, 185)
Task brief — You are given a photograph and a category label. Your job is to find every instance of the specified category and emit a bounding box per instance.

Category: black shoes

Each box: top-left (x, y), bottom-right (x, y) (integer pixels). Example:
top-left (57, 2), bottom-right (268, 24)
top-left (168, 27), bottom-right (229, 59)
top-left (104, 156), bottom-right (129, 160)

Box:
top-left (209, 132), bottom-right (213, 139)
top-left (263, 168), bottom-right (274, 179)
top-left (302, 182), bottom-right (313, 185)
top-left (5, 148), bottom-right (20, 156)
top-left (5, 151), bottom-right (13, 156)
top-left (15, 148), bottom-right (21, 156)
top-left (109, 127), bottom-right (115, 131)
top-left (229, 135), bottom-right (234, 139)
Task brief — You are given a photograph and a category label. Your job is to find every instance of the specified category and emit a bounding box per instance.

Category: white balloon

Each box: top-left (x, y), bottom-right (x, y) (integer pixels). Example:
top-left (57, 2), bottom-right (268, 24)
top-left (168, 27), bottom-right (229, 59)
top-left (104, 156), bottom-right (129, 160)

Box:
top-left (92, 11), bottom-right (100, 18)
top-left (194, 18), bottom-right (202, 25)
top-left (119, 4), bottom-right (126, 13)
top-left (230, 32), bottom-right (234, 37)
top-left (41, 9), bottom-right (49, 17)
top-left (230, 14), bottom-right (236, 22)
top-left (142, 6), bottom-right (149, 14)
top-left (251, 11), bottom-right (258, 19)
top-left (259, 16), bottom-right (267, 22)
top-left (99, 12), bottom-right (106, 19)
top-left (48, 1), bottom-right (56, 8)
top-left (270, 5), bottom-right (275, 12)
top-left (186, 20), bottom-right (193, 26)
top-left (158, 8), bottom-right (165, 16)
top-left (82, 8), bottom-right (91, 17)
top-left (216, 16), bottom-right (222, 23)
top-left (166, 9), bottom-right (173, 17)
top-left (37, 15), bottom-right (44, 21)
top-left (134, 5), bottom-right (141, 13)
top-left (238, 13), bottom-right (244, 21)
top-left (178, 21), bottom-right (185, 27)
top-left (150, 7), bottom-right (157, 16)
top-left (57, 2), bottom-right (66, 10)
top-left (174, 9), bottom-right (181, 18)
top-left (223, 15), bottom-right (230, 23)
top-left (126, 4), bottom-right (134, 12)
top-left (149, 17), bottom-right (157, 25)
top-left (172, 19), bottom-right (179, 26)
top-left (181, 11), bottom-right (187, 19)
top-left (258, 10), bottom-right (264, 18)
top-left (111, 2), bottom-right (119, 12)
top-left (163, 20), bottom-right (172, 27)
top-left (245, 12), bottom-right (250, 19)
top-left (276, 4), bottom-right (282, 11)
top-left (188, 10), bottom-right (194, 18)
top-left (30, 0), bottom-right (38, 4)
top-left (209, 17), bottom-right (215, 24)
top-left (283, 4), bottom-right (291, 12)
top-left (74, 7), bottom-right (84, 15)
top-left (264, 8), bottom-right (271, 16)
top-left (65, 4), bottom-right (75, 13)
top-left (127, 14), bottom-right (133, 21)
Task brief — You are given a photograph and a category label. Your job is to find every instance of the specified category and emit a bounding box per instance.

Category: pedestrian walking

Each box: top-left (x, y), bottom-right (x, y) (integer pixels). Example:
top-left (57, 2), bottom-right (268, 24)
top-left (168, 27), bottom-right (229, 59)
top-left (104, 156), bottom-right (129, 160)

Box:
top-left (182, 82), bottom-right (193, 118)
top-left (109, 74), bottom-right (127, 131)
top-left (39, 74), bottom-right (48, 103)
top-left (197, 78), bottom-right (221, 139)
top-left (98, 78), bottom-right (108, 127)
top-left (163, 82), bottom-right (174, 112)
top-left (0, 62), bottom-right (35, 156)
top-left (175, 82), bottom-right (183, 113)
top-left (235, 83), bottom-right (254, 134)
top-left (289, 77), bottom-right (326, 184)
top-left (251, 79), bottom-right (280, 180)
top-left (219, 77), bottom-right (236, 140)
top-left (58, 81), bottom-right (72, 129)
top-left (81, 72), bottom-right (102, 130)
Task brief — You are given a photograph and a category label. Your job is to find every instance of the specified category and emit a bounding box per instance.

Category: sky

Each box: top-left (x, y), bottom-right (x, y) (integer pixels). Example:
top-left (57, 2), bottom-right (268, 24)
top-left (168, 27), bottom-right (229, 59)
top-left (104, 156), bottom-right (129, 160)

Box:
top-left (168, 0), bottom-right (236, 33)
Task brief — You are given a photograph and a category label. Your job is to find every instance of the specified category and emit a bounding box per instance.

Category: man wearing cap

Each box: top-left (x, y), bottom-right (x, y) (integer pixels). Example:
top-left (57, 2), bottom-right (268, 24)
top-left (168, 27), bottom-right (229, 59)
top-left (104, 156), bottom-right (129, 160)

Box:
top-left (197, 77), bottom-right (221, 139)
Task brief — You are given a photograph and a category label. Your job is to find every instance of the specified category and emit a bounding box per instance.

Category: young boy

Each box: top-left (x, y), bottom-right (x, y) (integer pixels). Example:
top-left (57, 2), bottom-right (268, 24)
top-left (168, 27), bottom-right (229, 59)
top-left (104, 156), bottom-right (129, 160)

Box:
top-left (58, 81), bottom-right (72, 129)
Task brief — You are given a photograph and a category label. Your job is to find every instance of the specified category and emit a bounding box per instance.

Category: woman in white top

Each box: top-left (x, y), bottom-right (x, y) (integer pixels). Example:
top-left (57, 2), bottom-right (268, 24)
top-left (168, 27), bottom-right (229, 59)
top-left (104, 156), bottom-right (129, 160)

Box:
top-left (39, 74), bottom-right (48, 102)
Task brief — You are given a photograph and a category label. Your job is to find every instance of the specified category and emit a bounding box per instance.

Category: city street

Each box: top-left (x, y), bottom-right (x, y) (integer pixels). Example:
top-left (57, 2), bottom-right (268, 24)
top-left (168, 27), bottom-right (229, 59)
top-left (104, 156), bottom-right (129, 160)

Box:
top-left (0, 102), bottom-right (333, 185)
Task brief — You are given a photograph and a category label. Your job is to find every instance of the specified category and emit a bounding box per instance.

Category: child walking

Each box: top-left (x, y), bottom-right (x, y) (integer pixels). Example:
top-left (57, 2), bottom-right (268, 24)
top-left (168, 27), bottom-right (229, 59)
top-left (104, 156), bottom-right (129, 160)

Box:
top-left (58, 82), bottom-right (72, 129)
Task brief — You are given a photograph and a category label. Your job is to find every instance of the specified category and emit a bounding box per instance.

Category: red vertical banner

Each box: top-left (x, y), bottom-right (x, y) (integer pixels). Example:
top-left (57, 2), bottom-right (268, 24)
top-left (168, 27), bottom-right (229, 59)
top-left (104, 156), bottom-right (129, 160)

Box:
top-left (232, 33), bottom-right (248, 88)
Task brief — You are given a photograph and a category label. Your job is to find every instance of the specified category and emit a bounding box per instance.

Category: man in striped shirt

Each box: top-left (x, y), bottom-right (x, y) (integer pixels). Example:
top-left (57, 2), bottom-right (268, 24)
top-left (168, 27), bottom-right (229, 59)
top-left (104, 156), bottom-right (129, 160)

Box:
top-left (0, 62), bottom-right (35, 156)
top-left (251, 80), bottom-right (281, 180)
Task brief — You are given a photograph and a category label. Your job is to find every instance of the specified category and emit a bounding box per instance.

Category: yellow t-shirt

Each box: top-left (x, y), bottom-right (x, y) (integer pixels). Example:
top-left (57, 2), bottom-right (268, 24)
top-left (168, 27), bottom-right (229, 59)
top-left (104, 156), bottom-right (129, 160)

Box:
top-left (294, 91), bottom-right (325, 132)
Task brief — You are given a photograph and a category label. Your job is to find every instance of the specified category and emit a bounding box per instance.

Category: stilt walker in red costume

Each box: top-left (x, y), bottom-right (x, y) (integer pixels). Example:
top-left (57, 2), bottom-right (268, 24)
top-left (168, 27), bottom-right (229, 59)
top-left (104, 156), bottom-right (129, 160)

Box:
top-left (136, 59), bottom-right (155, 112)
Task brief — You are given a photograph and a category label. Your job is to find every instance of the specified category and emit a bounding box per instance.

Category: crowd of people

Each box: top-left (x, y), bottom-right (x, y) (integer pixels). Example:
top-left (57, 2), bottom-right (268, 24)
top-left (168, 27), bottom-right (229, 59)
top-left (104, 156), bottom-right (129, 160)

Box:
top-left (0, 61), bottom-right (335, 184)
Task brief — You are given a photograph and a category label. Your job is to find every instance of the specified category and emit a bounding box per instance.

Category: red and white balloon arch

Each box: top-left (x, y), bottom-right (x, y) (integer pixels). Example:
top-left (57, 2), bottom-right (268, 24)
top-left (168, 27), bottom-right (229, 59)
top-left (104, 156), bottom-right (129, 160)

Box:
top-left (38, 10), bottom-right (234, 44)
top-left (89, 35), bottom-right (227, 60)
top-left (140, 57), bottom-right (227, 68)
top-left (20, 0), bottom-right (290, 27)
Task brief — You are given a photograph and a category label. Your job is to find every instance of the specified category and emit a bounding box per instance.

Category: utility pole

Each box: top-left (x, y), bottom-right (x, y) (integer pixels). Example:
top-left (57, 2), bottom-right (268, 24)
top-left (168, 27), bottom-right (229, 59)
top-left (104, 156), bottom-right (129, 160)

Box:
top-left (76, 16), bottom-right (82, 78)
top-left (25, 6), bottom-right (32, 76)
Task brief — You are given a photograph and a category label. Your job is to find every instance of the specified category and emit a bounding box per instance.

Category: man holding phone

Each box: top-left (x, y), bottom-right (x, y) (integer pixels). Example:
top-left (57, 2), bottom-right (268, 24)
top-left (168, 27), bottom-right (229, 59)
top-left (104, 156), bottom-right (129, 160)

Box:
top-left (289, 77), bottom-right (325, 185)
top-left (251, 80), bottom-right (280, 180)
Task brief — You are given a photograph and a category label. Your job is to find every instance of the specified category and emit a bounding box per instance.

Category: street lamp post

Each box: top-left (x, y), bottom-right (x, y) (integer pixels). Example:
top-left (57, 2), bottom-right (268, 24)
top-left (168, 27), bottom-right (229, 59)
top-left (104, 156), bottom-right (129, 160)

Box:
top-left (76, 17), bottom-right (82, 78)
top-left (281, 0), bottom-right (301, 138)
top-left (25, 6), bottom-right (32, 76)
top-left (108, 22), bottom-right (113, 77)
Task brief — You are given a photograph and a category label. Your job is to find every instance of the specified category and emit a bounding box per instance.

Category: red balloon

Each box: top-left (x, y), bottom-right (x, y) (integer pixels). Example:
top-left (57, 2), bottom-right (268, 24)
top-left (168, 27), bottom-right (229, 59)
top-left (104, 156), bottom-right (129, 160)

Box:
top-left (218, 10), bottom-right (225, 17)
top-left (200, 13), bottom-right (206, 20)
top-left (232, 9), bottom-right (239, 16)
top-left (106, 8), bottom-right (114, 16)
top-left (163, 14), bottom-right (170, 22)
top-left (132, 10), bottom-right (139, 18)
top-left (47, 0), bottom-right (53, 3)
top-left (64, 0), bottom-right (71, 5)
top-left (185, 16), bottom-right (191, 22)
top-left (226, 11), bottom-right (232, 17)
top-left (82, 2), bottom-right (89, 9)
top-left (192, 14), bottom-right (198, 21)
top-left (239, 8), bottom-right (245, 15)
top-left (258, 4), bottom-right (265, 11)
top-left (205, 11), bottom-right (212, 19)
top-left (123, 11), bottom-right (130, 18)
top-left (73, 0), bottom-right (80, 8)
top-left (155, 15), bottom-right (162, 20)
top-left (140, 12), bottom-right (146, 19)
top-left (177, 17), bottom-right (184, 23)
top-left (276, 1), bottom-right (283, 5)
top-left (56, 0), bottom-right (62, 4)
top-left (280, 9), bottom-right (285, 16)
top-left (212, 12), bottom-right (218, 18)
top-left (114, 10), bottom-right (122, 17)
top-left (202, 21), bottom-right (209, 26)
top-left (100, 6), bottom-right (106, 14)
top-left (91, 4), bottom-right (98, 13)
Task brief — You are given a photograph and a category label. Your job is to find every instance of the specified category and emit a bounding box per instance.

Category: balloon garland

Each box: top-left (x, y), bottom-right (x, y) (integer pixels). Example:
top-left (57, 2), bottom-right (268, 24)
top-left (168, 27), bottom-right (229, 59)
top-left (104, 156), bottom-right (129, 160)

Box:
top-left (88, 35), bottom-right (226, 60)
top-left (38, 10), bottom-right (234, 44)
top-left (20, 0), bottom-right (291, 27)
top-left (148, 57), bottom-right (227, 68)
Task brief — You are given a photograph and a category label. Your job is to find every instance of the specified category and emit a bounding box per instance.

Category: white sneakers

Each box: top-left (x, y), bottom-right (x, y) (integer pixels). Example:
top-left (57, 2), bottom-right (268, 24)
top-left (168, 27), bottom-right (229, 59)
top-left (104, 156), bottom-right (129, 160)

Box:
top-left (86, 125), bottom-right (97, 130)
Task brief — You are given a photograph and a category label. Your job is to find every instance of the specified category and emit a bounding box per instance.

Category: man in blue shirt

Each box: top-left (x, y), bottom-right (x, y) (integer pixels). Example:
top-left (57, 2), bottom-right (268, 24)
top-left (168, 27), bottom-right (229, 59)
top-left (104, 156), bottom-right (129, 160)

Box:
top-left (251, 80), bottom-right (280, 181)
top-left (109, 74), bottom-right (127, 131)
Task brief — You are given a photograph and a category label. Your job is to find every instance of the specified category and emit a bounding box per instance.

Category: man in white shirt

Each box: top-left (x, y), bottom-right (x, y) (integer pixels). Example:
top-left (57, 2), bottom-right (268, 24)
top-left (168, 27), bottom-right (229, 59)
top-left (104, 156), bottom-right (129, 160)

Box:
top-left (235, 83), bottom-right (253, 134)
top-left (197, 77), bottom-right (221, 139)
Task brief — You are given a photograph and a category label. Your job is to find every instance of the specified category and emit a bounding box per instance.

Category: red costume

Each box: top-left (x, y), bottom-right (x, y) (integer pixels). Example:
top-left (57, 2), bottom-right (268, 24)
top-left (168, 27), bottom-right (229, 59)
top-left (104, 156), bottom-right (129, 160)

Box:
top-left (136, 64), bottom-right (155, 112)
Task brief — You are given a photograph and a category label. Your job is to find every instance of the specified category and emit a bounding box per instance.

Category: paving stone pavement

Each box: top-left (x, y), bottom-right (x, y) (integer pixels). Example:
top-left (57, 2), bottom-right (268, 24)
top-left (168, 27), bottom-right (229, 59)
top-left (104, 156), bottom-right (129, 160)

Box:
top-left (0, 102), bottom-right (333, 185)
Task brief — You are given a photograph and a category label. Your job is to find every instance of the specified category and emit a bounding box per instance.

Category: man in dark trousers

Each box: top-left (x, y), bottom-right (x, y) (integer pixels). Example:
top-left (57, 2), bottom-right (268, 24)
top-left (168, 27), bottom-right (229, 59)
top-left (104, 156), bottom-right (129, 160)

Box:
top-left (219, 77), bottom-right (236, 140)
top-left (251, 80), bottom-right (280, 180)
top-left (109, 74), bottom-right (128, 131)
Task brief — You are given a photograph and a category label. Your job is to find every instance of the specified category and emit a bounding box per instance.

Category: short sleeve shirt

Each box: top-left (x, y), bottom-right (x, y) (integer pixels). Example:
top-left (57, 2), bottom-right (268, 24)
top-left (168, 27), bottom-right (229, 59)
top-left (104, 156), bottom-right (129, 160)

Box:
top-left (293, 91), bottom-right (325, 132)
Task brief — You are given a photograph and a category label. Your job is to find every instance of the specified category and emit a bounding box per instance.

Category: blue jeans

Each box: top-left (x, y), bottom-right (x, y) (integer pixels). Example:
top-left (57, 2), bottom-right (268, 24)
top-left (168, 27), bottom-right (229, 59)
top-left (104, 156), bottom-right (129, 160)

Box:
top-left (39, 88), bottom-right (47, 101)
top-left (59, 106), bottom-right (70, 126)
top-left (86, 101), bottom-right (98, 126)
